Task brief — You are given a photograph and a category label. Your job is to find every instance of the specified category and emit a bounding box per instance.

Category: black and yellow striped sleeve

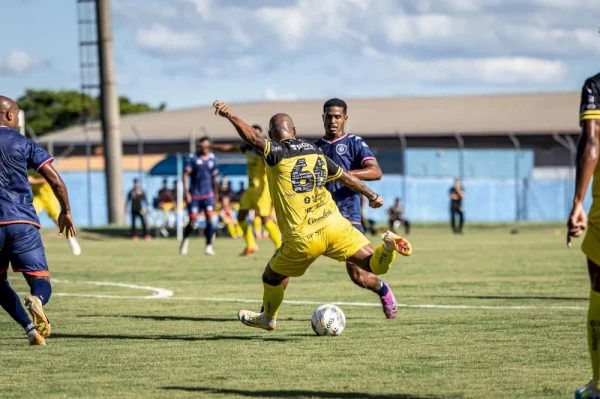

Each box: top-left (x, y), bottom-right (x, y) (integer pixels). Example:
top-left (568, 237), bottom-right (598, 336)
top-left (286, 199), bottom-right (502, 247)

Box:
top-left (580, 76), bottom-right (600, 123)
top-left (262, 140), bottom-right (271, 158)
top-left (325, 155), bottom-right (343, 182)
top-left (263, 139), bottom-right (285, 166)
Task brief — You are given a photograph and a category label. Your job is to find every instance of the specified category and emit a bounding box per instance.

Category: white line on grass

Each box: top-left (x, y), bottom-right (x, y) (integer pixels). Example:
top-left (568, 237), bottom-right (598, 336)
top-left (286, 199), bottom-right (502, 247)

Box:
top-left (15, 279), bottom-right (586, 310)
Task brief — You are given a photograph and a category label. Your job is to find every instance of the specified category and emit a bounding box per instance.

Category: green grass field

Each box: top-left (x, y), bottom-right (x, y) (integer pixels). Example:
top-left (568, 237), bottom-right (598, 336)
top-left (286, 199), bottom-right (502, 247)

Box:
top-left (0, 225), bottom-right (592, 398)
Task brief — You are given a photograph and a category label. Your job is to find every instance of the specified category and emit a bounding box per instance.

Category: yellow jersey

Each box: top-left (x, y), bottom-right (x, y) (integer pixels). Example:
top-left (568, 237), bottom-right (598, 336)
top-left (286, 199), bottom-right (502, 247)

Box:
top-left (28, 169), bottom-right (51, 196)
top-left (262, 138), bottom-right (343, 240)
top-left (240, 143), bottom-right (268, 190)
top-left (580, 72), bottom-right (600, 220)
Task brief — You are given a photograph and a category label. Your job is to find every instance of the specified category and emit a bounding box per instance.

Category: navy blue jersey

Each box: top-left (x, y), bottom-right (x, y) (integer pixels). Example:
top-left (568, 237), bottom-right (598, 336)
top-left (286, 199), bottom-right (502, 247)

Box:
top-left (0, 127), bottom-right (53, 228)
top-left (315, 133), bottom-right (376, 224)
top-left (185, 152), bottom-right (219, 199)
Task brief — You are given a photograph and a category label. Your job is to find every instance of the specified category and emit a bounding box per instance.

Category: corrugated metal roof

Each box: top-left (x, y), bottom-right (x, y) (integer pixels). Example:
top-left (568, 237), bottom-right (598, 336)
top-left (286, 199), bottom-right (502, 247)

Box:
top-left (37, 91), bottom-right (581, 144)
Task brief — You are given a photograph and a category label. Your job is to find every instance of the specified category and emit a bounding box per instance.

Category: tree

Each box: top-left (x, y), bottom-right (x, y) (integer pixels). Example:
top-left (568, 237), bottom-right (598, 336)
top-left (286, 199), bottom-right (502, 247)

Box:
top-left (17, 89), bottom-right (165, 136)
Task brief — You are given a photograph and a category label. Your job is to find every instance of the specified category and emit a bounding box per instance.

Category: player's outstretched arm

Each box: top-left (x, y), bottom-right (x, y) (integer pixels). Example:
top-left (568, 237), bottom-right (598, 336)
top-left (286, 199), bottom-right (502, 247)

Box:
top-left (348, 159), bottom-right (382, 181)
top-left (37, 163), bottom-right (77, 237)
top-left (212, 143), bottom-right (240, 153)
top-left (337, 170), bottom-right (383, 209)
top-left (213, 101), bottom-right (266, 152)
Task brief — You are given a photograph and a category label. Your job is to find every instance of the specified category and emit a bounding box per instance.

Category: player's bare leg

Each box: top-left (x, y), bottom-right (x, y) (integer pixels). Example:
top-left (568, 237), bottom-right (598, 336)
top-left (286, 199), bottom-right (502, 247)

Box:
top-left (237, 209), bottom-right (258, 256)
top-left (345, 262), bottom-right (397, 319)
top-left (239, 264), bottom-right (286, 331)
top-left (576, 259), bottom-right (600, 399)
top-left (23, 274), bottom-right (52, 338)
top-left (179, 217), bottom-right (197, 255)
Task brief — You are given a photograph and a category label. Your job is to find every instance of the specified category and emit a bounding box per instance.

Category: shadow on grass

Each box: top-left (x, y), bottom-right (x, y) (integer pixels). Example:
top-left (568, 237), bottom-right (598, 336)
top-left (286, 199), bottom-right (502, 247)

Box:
top-left (83, 314), bottom-right (236, 322)
top-left (51, 333), bottom-right (293, 342)
top-left (430, 295), bottom-right (586, 301)
top-left (82, 314), bottom-right (309, 323)
top-left (161, 386), bottom-right (460, 399)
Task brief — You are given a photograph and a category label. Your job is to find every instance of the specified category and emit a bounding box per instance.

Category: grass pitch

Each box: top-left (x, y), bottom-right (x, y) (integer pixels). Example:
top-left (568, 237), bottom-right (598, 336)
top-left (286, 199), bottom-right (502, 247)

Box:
top-left (0, 225), bottom-right (591, 398)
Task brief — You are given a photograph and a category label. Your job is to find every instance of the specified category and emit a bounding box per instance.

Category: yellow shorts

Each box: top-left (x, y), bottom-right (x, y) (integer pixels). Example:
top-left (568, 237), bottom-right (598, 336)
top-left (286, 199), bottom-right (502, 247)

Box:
top-left (269, 213), bottom-right (370, 277)
top-left (239, 187), bottom-right (272, 217)
top-left (583, 218), bottom-right (600, 266)
top-left (32, 192), bottom-right (60, 221)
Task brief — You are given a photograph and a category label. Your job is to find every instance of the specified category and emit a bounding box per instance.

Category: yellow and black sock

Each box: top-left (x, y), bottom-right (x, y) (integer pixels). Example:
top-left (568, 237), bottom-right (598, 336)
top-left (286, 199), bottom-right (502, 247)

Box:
top-left (262, 283), bottom-right (284, 320)
top-left (369, 244), bottom-right (397, 275)
top-left (589, 289), bottom-right (600, 388)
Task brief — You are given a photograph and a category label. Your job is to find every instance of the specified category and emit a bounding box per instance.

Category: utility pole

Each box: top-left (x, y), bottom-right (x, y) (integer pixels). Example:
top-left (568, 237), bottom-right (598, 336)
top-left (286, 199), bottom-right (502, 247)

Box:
top-left (96, 0), bottom-right (124, 224)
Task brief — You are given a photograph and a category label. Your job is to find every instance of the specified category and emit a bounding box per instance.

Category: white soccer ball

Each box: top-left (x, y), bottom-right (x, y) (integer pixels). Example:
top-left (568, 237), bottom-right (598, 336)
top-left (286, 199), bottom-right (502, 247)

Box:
top-left (311, 304), bottom-right (346, 336)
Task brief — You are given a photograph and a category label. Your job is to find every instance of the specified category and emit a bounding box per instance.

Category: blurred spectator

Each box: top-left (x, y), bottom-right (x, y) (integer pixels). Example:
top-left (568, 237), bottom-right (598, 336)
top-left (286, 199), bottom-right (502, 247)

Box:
top-left (156, 178), bottom-right (175, 231)
top-left (387, 198), bottom-right (410, 236)
top-left (449, 177), bottom-right (465, 234)
top-left (219, 196), bottom-right (243, 239)
top-left (219, 175), bottom-right (235, 201)
top-left (126, 178), bottom-right (150, 241)
top-left (234, 182), bottom-right (246, 203)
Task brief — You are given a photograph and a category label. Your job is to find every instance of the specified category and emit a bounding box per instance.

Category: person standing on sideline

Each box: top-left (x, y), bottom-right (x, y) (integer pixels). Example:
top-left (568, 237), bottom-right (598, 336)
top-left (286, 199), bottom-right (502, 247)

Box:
top-left (449, 178), bottom-right (465, 234)
top-left (126, 178), bottom-right (150, 241)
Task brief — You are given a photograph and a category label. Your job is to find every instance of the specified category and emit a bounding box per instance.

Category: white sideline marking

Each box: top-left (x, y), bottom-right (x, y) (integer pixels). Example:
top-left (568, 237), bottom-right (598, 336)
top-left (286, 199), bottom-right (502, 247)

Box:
top-left (14, 278), bottom-right (586, 310)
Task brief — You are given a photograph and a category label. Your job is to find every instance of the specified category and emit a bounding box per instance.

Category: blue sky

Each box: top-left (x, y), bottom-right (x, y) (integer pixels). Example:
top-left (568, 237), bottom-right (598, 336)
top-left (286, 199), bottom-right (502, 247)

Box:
top-left (2, 0), bottom-right (600, 110)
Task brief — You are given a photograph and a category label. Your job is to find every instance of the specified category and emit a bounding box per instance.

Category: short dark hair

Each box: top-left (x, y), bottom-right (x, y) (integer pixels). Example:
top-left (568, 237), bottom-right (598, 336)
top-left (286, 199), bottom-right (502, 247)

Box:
top-left (251, 124), bottom-right (262, 132)
top-left (133, 178), bottom-right (139, 184)
top-left (197, 136), bottom-right (210, 144)
top-left (323, 98), bottom-right (347, 114)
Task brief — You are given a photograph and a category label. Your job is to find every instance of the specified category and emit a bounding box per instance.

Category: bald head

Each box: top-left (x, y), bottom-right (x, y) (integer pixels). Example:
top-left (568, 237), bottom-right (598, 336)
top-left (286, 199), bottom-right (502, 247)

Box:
top-left (0, 96), bottom-right (19, 130)
top-left (268, 113), bottom-right (296, 141)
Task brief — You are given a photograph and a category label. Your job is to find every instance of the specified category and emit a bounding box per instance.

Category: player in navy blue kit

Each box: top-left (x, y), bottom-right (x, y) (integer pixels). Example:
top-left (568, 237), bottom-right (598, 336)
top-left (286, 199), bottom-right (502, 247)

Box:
top-left (315, 98), bottom-right (399, 319)
top-left (0, 96), bottom-right (76, 345)
top-left (180, 137), bottom-right (219, 256)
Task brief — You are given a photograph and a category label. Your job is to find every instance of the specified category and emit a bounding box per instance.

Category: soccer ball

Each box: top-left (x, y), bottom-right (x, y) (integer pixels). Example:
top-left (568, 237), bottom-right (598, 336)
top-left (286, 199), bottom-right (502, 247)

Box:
top-left (311, 304), bottom-right (346, 336)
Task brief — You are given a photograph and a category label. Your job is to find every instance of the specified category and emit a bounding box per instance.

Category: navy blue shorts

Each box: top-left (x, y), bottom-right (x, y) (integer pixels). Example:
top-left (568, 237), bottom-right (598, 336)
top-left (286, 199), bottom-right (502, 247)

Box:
top-left (0, 223), bottom-right (49, 276)
top-left (188, 197), bottom-right (215, 218)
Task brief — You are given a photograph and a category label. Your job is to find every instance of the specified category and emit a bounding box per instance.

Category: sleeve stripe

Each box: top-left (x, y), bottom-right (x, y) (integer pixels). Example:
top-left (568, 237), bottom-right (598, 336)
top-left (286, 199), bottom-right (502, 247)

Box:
top-left (36, 157), bottom-right (54, 171)
top-left (361, 156), bottom-right (376, 165)
top-left (263, 140), bottom-right (271, 158)
top-left (326, 167), bottom-right (343, 182)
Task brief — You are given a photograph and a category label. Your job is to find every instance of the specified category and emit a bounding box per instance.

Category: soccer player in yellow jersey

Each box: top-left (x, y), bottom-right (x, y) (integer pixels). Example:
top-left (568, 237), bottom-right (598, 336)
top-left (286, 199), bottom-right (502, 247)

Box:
top-left (28, 170), bottom-right (81, 256)
top-left (212, 100), bottom-right (412, 331)
top-left (213, 125), bottom-right (282, 255)
top-left (572, 72), bottom-right (600, 399)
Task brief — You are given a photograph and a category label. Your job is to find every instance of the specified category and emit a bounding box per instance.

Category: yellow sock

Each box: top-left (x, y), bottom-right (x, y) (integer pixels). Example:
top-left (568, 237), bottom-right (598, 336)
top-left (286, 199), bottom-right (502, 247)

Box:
top-left (235, 224), bottom-right (243, 237)
top-left (589, 289), bottom-right (600, 388)
top-left (264, 219), bottom-right (282, 248)
top-left (263, 283), bottom-right (284, 319)
top-left (239, 220), bottom-right (256, 249)
top-left (254, 216), bottom-right (262, 236)
top-left (226, 224), bottom-right (237, 238)
top-left (369, 244), bottom-right (397, 275)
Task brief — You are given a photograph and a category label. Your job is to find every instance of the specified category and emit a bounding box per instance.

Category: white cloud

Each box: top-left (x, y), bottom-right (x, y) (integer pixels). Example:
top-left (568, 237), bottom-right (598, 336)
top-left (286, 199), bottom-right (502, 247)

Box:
top-left (135, 24), bottom-right (201, 54)
top-left (114, 0), bottom-right (600, 90)
top-left (393, 57), bottom-right (567, 85)
top-left (0, 50), bottom-right (46, 75)
top-left (264, 88), bottom-right (298, 101)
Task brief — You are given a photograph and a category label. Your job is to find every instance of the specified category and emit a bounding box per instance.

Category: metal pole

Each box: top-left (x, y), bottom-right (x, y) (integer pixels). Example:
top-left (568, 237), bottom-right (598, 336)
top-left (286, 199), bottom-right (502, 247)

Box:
top-left (84, 129), bottom-right (93, 226)
top-left (508, 133), bottom-right (521, 224)
top-left (397, 132), bottom-right (407, 203)
top-left (131, 125), bottom-right (144, 185)
top-left (96, 0), bottom-right (124, 224)
top-left (176, 153), bottom-right (184, 242)
top-left (454, 132), bottom-right (465, 180)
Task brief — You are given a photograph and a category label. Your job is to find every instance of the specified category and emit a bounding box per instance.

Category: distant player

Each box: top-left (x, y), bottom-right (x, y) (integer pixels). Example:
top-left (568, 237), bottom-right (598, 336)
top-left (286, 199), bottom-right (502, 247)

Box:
top-left (213, 126), bottom-right (282, 256)
top-left (28, 169), bottom-right (81, 255)
top-left (571, 72), bottom-right (600, 399)
top-left (315, 98), bottom-right (399, 319)
top-left (212, 100), bottom-right (412, 331)
top-left (180, 137), bottom-right (219, 256)
top-left (0, 95), bottom-right (76, 345)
